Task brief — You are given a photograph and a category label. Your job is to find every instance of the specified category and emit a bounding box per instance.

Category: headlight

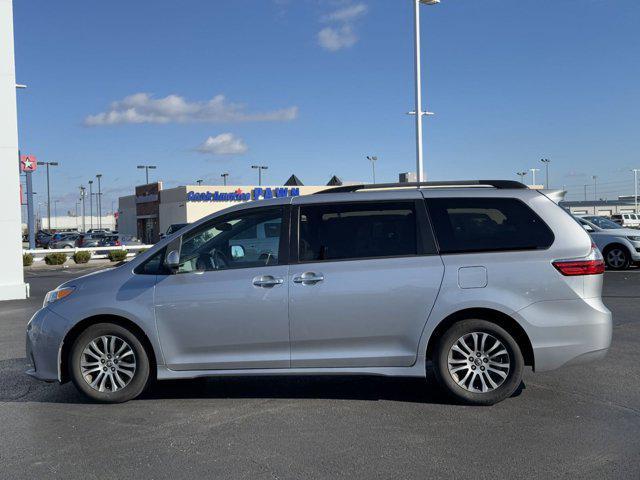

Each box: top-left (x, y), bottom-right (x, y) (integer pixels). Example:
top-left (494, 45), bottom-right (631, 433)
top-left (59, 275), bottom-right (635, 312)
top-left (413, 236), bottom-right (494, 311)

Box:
top-left (43, 287), bottom-right (75, 307)
top-left (627, 236), bottom-right (640, 242)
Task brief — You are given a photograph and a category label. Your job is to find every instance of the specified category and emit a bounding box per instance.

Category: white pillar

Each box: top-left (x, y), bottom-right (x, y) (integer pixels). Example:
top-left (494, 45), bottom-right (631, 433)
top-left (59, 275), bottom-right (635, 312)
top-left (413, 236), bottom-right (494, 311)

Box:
top-left (0, 0), bottom-right (28, 300)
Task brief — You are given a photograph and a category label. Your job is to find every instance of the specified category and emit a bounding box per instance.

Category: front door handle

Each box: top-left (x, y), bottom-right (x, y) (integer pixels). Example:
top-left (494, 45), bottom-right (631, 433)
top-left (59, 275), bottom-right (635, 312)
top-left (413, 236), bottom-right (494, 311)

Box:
top-left (293, 272), bottom-right (325, 285)
top-left (252, 275), bottom-right (284, 288)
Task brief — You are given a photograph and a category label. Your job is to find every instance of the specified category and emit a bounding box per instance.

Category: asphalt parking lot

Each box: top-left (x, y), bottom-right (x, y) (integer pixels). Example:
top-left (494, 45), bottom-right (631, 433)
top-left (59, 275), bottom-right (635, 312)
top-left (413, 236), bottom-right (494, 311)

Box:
top-left (1, 267), bottom-right (638, 479)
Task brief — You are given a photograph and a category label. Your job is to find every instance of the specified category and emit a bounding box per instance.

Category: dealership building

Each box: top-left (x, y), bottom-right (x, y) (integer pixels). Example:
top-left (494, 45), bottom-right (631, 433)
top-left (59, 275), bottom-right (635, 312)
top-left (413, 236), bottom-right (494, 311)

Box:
top-left (117, 175), bottom-right (342, 243)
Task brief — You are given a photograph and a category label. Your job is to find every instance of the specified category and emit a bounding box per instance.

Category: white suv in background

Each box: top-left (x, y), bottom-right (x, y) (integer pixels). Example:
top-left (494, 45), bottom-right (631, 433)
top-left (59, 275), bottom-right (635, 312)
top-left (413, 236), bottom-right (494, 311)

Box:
top-left (577, 215), bottom-right (640, 269)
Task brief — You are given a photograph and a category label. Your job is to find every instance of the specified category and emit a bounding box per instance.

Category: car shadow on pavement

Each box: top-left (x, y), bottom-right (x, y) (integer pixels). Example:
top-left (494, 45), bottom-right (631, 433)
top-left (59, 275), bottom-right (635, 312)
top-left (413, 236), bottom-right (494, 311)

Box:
top-left (0, 357), bottom-right (524, 406)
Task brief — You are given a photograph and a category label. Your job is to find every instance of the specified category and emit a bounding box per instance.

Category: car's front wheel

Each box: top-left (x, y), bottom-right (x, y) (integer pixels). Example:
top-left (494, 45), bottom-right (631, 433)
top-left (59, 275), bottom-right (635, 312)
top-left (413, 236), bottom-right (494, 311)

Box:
top-left (433, 319), bottom-right (524, 405)
top-left (604, 245), bottom-right (630, 270)
top-left (69, 323), bottom-right (150, 403)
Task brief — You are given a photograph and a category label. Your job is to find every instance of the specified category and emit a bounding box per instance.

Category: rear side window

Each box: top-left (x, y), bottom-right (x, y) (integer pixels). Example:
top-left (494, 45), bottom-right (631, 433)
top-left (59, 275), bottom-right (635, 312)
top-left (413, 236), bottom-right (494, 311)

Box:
top-left (426, 197), bottom-right (554, 254)
top-left (298, 202), bottom-right (418, 262)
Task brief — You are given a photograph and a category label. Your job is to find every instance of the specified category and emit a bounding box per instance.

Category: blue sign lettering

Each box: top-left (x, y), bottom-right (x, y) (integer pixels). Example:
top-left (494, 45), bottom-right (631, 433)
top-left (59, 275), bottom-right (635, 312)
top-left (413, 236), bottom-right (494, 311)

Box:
top-left (187, 187), bottom-right (301, 203)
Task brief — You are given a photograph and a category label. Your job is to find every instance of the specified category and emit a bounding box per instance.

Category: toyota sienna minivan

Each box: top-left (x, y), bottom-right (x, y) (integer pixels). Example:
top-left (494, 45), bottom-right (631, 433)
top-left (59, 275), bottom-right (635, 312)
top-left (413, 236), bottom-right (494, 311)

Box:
top-left (26, 181), bottom-right (612, 405)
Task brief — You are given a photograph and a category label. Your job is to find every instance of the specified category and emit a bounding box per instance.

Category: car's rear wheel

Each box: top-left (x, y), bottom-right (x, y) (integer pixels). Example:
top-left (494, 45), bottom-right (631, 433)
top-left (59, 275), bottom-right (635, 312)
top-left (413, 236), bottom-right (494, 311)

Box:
top-left (604, 246), bottom-right (630, 270)
top-left (69, 323), bottom-right (150, 403)
top-left (433, 319), bottom-right (524, 405)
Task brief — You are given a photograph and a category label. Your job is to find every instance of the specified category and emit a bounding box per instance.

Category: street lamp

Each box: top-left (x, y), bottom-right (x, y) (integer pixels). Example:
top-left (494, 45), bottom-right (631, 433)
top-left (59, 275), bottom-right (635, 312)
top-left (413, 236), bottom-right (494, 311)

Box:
top-left (529, 168), bottom-right (540, 186)
top-left (221, 173), bottom-right (229, 186)
top-left (96, 174), bottom-right (103, 229)
top-left (632, 169), bottom-right (640, 214)
top-left (540, 158), bottom-right (551, 188)
top-left (516, 171), bottom-right (528, 183)
top-left (79, 186), bottom-right (86, 232)
top-left (36, 161), bottom-right (59, 232)
top-left (366, 156), bottom-right (378, 184)
top-left (137, 165), bottom-right (157, 184)
top-left (88, 180), bottom-right (94, 230)
top-left (592, 175), bottom-right (598, 201)
top-left (196, 179), bottom-right (203, 186)
top-left (251, 165), bottom-right (268, 186)
top-left (412, 0), bottom-right (440, 182)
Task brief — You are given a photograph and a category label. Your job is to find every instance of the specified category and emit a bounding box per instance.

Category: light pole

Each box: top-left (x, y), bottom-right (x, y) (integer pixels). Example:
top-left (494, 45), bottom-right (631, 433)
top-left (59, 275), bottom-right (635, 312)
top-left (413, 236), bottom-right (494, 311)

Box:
top-left (516, 171), bottom-right (528, 183)
top-left (36, 161), bottom-right (59, 231)
top-left (221, 173), bottom-right (229, 186)
top-left (529, 168), bottom-right (540, 186)
top-left (53, 200), bottom-right (59, 229)
top-left (366, 156), bottom-right (378, 184)
top-left (137, 165), bottom-right (157, 184)
top-left (633, 169), bottom-right (640, 213)
top-left (584, 184), bottom-right (588, 201)
top-left (96, 173), bottom-right (102, 229)
top-left (88, 180), bottom-right (94, 230)
top-left (592, 175), bottom-right (597, 201)
top-left (79, 186), bottom-right (86, 232)
top-left (196, 179), bottom-right (203, 186)
top-left (540, 158), bottom-right (550, 188)
top-left (251, 165), bottom-right (268, 186)
top-left (412, 0), bottom-right (439, 182)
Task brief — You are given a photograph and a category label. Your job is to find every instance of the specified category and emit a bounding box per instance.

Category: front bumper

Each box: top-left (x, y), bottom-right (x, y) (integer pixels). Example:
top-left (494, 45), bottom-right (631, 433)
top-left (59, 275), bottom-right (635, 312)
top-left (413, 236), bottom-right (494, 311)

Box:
top-left (25, 307), bottom-right (70, 382)
top-left (517, 296), bottom-right (612, 372)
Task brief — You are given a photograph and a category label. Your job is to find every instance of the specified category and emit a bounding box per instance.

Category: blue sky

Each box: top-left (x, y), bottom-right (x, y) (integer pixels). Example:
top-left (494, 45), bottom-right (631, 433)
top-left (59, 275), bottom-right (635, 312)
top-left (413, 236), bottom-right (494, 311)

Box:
top-left (14, 0), bottom-right (640, 216)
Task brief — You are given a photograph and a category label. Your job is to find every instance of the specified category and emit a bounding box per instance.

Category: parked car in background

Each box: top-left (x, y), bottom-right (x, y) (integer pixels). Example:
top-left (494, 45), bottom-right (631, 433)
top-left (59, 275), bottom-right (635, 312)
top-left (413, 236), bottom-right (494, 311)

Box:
top-left (87, 228), bottom-right (112, 235)
top-left (49, 234), bottom-right (80, 249)
top-left (610, 213), bottom-right (640, 228)
top-left (36, 230), bottom-right (52, 248)
top-left (27, 181), bottom-right (612, 405)
top-left (577, 215), bottom-right (640, 269)
top-left (75, 233), bottom-right (106, 248)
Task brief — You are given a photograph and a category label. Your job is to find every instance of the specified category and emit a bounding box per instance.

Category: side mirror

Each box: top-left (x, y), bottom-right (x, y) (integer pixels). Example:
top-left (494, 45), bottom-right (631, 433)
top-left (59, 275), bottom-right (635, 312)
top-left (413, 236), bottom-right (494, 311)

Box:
top-left (165, 250), bottom-right (181, 273)
top-left (583, 225), bottom-right (593, 232)
top-left (230, 245), bottom-right (245, 259)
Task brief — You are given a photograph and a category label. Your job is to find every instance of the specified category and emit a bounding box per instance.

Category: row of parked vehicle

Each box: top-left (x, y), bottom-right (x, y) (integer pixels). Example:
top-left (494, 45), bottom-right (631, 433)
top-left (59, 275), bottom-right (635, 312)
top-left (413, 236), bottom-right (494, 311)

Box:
top-left (610, 212), bottom-right (640, 228)
top-left (32, 229), bottom-right (141, 250)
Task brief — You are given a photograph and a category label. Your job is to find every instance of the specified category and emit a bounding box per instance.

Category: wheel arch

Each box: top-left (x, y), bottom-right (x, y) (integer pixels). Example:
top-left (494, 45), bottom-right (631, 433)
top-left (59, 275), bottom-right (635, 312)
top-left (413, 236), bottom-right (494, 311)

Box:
top-left (59, 314), bottom-right (157, 384)
top-left (425, 308), bottom-right (535, 369)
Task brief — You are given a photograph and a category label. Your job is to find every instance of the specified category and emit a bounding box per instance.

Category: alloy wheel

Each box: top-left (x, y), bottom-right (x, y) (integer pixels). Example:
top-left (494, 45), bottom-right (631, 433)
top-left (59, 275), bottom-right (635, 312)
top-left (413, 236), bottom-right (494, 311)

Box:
top-left (606, 248), bottom-right (627, 269)
top-left (80, 335), bottom-right (137, 392)
top-left (447, 332), bottom-right (510, 393)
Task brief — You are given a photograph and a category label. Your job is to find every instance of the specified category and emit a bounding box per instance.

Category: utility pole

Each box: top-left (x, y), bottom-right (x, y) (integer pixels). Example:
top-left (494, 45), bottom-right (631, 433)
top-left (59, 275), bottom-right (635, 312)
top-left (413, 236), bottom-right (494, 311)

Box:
top-left (251, 165), bottom-right (268, 186)
top-left (137, 165), bottom-right (157, 184)
top-left (540, 158), bottom-right (550, 188)
top-left (529, 168), bottom-right (540, 186)
top-left (221, 173), bottom-right (229, 186)
top-left (88, 180), bottom-right (93, 230)
top-left (633, 169), bottom-right (640, 213)
top-left (96, 174), bottom-right (102, 229)
top-left (36, 161), bottom-right (59, 231)
top-left (592, 175), bottom-right (597, 201)
top-left (366, 156), bottom-right (378, 184)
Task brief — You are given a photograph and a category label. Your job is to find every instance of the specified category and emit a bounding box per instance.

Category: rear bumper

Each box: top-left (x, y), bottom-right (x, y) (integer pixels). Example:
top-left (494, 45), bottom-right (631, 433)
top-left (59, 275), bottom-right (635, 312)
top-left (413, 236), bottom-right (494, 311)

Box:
top-left (517, 297), bottom-right (612, 372)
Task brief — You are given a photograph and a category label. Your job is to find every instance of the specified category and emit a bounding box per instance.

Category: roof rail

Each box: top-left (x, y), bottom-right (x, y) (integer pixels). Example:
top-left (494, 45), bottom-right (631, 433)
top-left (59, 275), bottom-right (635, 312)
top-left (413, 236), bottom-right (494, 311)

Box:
top-left (315, 180), bottom-right (527, 194)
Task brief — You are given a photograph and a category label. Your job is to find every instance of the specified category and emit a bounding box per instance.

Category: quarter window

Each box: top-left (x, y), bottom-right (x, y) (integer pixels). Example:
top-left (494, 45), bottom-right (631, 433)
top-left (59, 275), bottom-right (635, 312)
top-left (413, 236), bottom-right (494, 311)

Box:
top-left (426, 197), bottom-right (554, 253)
top-left (298, 202), bottom-right (418, 262)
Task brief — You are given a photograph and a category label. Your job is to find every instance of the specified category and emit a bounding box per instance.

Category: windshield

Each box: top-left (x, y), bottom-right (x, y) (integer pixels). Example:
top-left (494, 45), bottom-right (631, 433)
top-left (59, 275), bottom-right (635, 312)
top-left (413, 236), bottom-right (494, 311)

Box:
top-left (583, 216), bottom-right (622, 229)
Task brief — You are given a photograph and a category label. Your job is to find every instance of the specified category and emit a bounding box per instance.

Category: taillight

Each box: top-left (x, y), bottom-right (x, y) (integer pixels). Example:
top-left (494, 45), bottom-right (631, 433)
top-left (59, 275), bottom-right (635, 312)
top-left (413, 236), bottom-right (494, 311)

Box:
top-left (553, 242), bottom-right (605, 276)
top-left (115, 241), bottom-right (121, 246)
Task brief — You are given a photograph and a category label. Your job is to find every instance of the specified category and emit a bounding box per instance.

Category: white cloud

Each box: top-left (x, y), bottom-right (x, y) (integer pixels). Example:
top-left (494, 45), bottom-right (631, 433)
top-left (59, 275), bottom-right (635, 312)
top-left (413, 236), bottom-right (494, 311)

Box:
top-left (318, 2), bottom-right (368, 52)
top-left (322, 3), bottom-right (368, 23)
top-left (318, 25), bottom-right (358, 51)
top-left (196, 133), bottom-right (248, 155)
top-left (85, 93), bottom-right (298, 126)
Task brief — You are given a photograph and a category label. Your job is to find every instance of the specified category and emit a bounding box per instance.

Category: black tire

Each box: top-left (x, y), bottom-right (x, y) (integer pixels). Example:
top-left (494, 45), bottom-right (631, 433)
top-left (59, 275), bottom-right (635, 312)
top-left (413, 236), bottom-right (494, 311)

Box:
top-left (603, 245), bottom-right (630, 270)
top-left (433, 319), bottom-right (524, 406)
top-left (69, 323), bottom-right (150, 403)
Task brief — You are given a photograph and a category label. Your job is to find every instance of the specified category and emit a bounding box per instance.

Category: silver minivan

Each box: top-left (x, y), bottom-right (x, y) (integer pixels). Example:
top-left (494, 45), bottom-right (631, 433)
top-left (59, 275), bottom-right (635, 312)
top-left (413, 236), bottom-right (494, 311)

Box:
top-left (26, 181), bottom-right (612, 405)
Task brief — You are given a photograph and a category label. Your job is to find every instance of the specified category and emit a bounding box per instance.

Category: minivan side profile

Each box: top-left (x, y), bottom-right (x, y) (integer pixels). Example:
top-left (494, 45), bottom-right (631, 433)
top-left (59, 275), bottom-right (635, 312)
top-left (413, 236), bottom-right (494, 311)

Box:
top-left (26, 181), bottom-right (612, 405)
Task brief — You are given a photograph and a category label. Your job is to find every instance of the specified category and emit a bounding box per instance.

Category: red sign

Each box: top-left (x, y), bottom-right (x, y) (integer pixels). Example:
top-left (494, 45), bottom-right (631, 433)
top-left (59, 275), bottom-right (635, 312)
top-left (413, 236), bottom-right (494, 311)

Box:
top-left (20, 155), bottom-right (37, 172)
